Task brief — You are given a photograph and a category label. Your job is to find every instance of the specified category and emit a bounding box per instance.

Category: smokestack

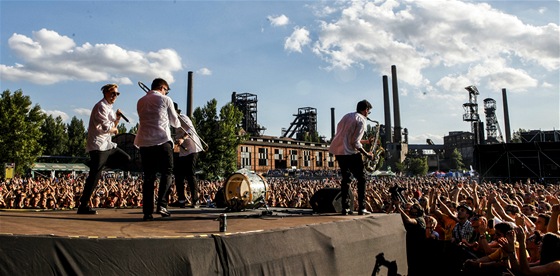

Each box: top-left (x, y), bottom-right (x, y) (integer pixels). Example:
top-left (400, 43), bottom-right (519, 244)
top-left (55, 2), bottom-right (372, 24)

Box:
top-left (383, 75), bottom-right (392, 144)
top-left (187, 71), bottom-right (194, 117)
top-left (391, 65), bottom-right (402, 143)
top-left (502, 88), bottom-right (511, 143)
top-left (331, 107), bottom-right (335, 141)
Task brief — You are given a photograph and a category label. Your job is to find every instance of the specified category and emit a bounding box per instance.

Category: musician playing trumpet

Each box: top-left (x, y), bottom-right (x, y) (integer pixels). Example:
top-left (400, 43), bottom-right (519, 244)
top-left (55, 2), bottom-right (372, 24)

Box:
top-left (329, 99), bottom-right (375, 216)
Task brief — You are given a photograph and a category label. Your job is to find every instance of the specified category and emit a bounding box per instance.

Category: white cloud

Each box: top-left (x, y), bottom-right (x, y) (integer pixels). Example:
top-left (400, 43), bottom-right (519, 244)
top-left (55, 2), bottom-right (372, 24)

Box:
top-left (284, 27), bottom-right (311, 53)
top-left (301, 0), bottom-right (558, 93)
top-left (73, 108), bottom-right (91, 116)
top-left (42, 109), bottom-right (69, 121)
top-left (197, 68), bottom-right (212, 76)
top-left (1, 29), bottom-right (183, 85)
top-left (268, 14), bottom-right (290, 27)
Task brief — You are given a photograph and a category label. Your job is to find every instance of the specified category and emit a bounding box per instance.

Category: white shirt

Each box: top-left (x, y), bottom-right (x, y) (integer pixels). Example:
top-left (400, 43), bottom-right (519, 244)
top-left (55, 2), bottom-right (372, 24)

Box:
top-left (175, 114), bottom-right (204, 156)
top-left (86, 98), bottom-right (118, 152)
top-left (328, 112), bottom-right (366, 155)
top-left (134, 90), bottom-right (181, 148)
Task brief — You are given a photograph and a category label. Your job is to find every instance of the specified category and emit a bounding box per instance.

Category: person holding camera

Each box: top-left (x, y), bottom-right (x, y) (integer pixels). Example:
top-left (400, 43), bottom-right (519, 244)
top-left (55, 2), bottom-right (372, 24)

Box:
top-left (329, 100), bottom-right (374, 215)
top-left (395, 202), bottom-right (427, 276)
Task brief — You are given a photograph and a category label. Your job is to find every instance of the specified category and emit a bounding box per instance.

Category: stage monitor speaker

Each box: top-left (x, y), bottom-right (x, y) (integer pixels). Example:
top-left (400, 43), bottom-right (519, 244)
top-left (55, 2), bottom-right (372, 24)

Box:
top-left (310, 188), bottom-right (354, 213)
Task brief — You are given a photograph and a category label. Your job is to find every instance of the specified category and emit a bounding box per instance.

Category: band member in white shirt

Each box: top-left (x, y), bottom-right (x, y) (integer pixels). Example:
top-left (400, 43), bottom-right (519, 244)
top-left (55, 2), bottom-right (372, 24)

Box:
top-left (171, 103), bottom-right (204, 208)
top-left (134, 78), bottom-right (180, 221)
top-left (78, 83), bottom-right (130, 214)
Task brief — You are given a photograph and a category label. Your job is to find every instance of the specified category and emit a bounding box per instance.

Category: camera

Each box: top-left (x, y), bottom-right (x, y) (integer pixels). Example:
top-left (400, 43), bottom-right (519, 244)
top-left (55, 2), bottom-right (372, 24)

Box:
top-left (389, 184), bottom-right (407, 203)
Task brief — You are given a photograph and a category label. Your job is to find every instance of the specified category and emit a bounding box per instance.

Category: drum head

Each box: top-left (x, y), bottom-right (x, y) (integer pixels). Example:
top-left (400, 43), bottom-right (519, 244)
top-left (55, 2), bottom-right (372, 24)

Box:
top-left (224, 172), bottom-right (269, 211)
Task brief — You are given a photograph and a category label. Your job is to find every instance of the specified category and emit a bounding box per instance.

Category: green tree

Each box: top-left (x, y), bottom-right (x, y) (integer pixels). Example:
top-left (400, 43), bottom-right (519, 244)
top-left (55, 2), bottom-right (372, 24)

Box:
top-left (193, 99), bottom-right (245, 180)
top-left (128, 123), bottom-right (139, 134)
top-left (0, 90), bottom-right (45, 176)
top-left (511, 128), bottom-right (528, 143)
top-left (39, 115), bottom-right (69, 156)
top-left (405, 155), bottom-right (429, 176)
top-left (67, 116), bottom-right (87, 157)
top-left (449, 148), bottom-right (465, 171)
top-left (117, 123), bottom-right (127, 135)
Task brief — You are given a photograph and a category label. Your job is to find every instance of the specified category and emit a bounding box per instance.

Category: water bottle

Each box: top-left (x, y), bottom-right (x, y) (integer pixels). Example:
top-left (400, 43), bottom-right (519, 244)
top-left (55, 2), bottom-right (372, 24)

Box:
top-left (219, 213), bottom-right (227, 232)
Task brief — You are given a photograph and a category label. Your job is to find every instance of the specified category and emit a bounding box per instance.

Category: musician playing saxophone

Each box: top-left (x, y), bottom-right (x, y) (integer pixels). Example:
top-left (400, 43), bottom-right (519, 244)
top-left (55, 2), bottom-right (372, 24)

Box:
top-left (170, 103), bottom-right (204, 208)
top-left (329, 100), bottom-right (374, 216)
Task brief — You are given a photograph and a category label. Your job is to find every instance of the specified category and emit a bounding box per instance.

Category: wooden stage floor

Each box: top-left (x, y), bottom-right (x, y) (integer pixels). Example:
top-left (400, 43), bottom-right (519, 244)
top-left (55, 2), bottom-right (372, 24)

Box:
top-left (0, 207), bottom-right (363, 238)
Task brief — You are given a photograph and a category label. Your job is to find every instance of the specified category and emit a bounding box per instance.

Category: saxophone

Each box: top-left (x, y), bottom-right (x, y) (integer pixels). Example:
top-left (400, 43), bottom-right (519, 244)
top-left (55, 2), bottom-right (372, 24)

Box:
top-left (365, 119), bottom-right (384, 173)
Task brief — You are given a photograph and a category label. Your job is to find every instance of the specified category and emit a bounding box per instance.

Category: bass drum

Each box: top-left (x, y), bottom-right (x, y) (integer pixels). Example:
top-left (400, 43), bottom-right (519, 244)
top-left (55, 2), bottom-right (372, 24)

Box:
top-left (224, 171), bottom-right (269, 211)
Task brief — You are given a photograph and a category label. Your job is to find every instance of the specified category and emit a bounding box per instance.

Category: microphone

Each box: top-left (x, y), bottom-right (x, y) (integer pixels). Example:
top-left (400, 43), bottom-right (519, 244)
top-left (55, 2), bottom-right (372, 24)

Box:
top-left (117, 111), bottom-right (129, 123)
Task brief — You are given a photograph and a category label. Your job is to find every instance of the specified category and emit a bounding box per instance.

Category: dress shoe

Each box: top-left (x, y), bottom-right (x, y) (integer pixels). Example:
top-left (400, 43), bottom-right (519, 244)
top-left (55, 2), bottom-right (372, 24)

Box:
top-left (142, 214), bottom-right (154, 221)
top-left (156, 207), bottom-right (171, 217)
top-left (77, 207), bottom-right (97, 215)
top-left (341, 209), bottom-right (354, 216)
top-left (358, 209), bottom-right (371, 215)
top-left (169, 201), bottom-right (186, 208)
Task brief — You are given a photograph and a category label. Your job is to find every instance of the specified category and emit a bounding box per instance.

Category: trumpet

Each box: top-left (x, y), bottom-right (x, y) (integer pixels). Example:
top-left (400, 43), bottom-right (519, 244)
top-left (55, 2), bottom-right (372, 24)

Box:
top-left (137, 81), bottom-right (209, 152)
top-left (364, 118), bottom-right (384, 173)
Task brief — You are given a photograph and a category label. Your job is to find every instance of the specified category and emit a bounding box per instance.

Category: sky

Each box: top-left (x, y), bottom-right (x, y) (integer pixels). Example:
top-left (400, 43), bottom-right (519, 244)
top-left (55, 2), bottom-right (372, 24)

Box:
top-left (1, 0), bottom-right (559, 145)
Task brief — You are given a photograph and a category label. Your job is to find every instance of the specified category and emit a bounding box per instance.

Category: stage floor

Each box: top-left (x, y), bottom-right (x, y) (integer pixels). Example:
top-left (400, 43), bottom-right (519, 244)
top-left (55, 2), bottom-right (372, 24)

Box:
top-left (0, 207), bottom-right (362, 238)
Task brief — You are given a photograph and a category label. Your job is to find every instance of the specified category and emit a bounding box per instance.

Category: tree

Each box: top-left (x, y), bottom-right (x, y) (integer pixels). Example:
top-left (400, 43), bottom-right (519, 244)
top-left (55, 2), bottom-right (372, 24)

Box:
top-left (511, 128), bottom-right (528, 143)
top-left (128, 123), bottom-right (139, 134)
top-left (67, 116), bottom-right (87, 157)
top-left (449, 148), bottom-right (465, 171)
top-left (193, 99), bottom-right (245, 180)
top-left (117, 123), bottom-right (127, 135)
top-left (0, 90), bottom-right (45, 176)
top-left (39, 115), bottom-right (69, 156)
top-left (404, 151), bottom-right (429, 176)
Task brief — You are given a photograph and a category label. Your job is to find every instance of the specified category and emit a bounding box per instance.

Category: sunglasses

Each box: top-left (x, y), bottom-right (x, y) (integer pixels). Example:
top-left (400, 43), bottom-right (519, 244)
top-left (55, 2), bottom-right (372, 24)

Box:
top-left (110, 92), bottom-right (120, 97)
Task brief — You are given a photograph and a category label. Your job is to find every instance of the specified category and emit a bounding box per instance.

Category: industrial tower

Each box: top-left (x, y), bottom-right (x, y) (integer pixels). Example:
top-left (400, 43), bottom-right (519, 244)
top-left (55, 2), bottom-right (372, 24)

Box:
top-left (483, 98), bottom-right (504, 144)
top-left (463, 85), bottom-right (484, 145)
top-left (231, 92), bottom-right (266, 136)
top-left (282, 107), bottom-right (319, 141)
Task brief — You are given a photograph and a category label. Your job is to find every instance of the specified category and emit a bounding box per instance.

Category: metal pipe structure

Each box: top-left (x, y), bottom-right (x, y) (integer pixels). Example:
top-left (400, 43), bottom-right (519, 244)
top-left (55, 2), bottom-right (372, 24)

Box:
top-left (502, 88), bottom-right (512, 143)
top-left (391, 65), bottom-right (402, 143)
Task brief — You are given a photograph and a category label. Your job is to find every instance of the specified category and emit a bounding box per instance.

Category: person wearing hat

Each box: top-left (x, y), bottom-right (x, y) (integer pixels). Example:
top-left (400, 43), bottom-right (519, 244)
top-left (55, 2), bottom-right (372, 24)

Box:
top-left (329, 99), bottom-right (374, 216)
top-left (77, 83), bottom-right (131, 215)
top-left (134, 78), bottom-right (181, 221)
top-left (452, 203), bottom-right (475, 245)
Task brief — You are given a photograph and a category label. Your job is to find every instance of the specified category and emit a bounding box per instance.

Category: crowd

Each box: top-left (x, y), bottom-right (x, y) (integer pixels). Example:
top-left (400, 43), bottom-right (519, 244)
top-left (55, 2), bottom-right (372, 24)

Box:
top-left (1, 172), bottom-right (559, 275)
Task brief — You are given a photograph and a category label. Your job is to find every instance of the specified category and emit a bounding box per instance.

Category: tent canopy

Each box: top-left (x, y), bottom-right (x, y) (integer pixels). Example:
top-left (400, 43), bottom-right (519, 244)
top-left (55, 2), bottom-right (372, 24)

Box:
top-left (31, 163), bottom-right (89, 172)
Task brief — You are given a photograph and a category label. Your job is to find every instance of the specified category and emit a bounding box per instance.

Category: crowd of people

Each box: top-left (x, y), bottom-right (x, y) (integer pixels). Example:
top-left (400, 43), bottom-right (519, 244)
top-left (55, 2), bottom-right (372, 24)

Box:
top-left (1, 172), bottom-right (559, 274)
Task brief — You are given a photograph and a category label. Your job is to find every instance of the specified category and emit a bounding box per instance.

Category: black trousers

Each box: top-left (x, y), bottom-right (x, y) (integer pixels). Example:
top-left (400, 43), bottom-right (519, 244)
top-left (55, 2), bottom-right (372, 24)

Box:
top-left (335, 153), bottom-right (366, 210)
top-left (79, 147), bottom-right (131, 208)
top-left (174, 153), bottom-right (199, 204)
top-left (140, 141), bottom-right (174, 215)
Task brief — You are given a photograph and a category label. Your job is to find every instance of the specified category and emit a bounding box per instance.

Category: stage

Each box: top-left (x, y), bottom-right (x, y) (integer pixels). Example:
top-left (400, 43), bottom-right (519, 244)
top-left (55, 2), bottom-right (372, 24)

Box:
top-left (0, 207), bottom-right (408, 275)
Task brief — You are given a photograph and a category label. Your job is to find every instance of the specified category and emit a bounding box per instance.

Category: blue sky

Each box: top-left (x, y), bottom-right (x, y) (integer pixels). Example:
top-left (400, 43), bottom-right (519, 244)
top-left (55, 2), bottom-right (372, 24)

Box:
top-left (1, 0), bottom-right (558, 144)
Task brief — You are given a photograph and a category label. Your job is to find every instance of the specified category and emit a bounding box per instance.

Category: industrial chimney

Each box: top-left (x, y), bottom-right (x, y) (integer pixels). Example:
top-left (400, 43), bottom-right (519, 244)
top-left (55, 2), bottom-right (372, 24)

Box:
top-left (502, 88), bottom-right (511, 143)
top-left (391, 65), bottom-right (402, 143)
top-left (187, 71), bottom-right (194, 117)
top-left (331, 107), bottom-right (335, 141)
top-left (383, 75), bottom-right (392, 145)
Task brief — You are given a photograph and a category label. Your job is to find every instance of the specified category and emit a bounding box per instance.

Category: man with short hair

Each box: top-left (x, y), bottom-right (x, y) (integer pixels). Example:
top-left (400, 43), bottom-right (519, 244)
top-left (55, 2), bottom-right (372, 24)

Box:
top-left (135, 78), bottom-right (181, 221)
top-left (78, 83), bottom-right (131, 214)
top-left (329, 100), bottom-right (374, 215)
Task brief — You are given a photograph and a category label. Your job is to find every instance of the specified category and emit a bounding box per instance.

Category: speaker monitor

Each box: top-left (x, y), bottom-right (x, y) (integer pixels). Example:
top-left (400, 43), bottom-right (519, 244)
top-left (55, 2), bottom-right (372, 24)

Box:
top-left (310, 188), bottom-right (354, 213)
